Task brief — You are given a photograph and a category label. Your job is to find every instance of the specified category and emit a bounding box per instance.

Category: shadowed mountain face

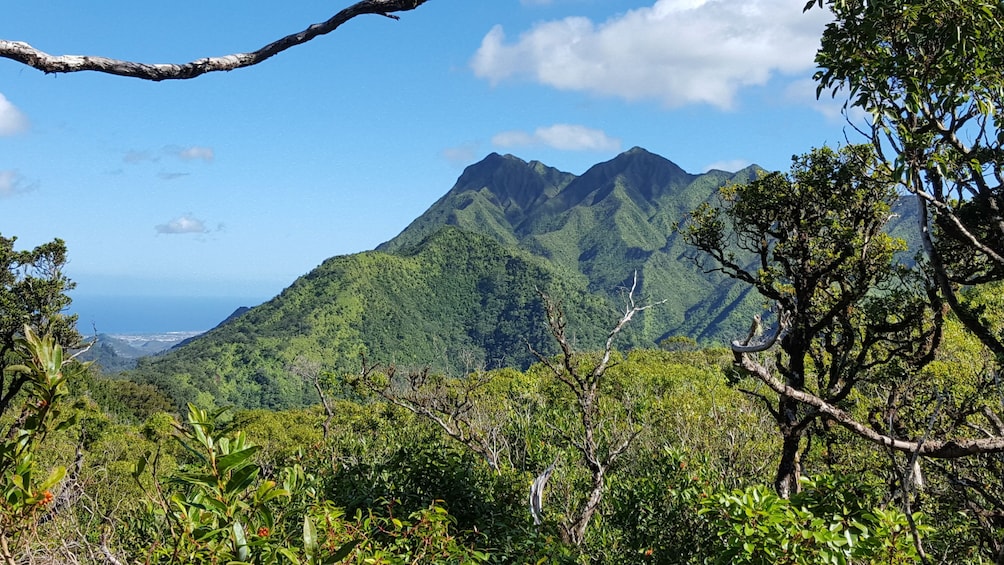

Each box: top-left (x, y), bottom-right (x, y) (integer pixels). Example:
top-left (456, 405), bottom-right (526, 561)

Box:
top-left (136, 148), bottom-right (770, 410)
top-left (382, 146), bottom-right (763, 343)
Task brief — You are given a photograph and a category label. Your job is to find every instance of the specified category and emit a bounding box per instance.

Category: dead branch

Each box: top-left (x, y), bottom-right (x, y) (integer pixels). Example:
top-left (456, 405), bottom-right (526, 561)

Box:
top-left (356, 359), bottom-right (505, 473)
top-left (0, 0), bottom-right (431, 81)
top-left (533, 272), bottom-right (663, 545)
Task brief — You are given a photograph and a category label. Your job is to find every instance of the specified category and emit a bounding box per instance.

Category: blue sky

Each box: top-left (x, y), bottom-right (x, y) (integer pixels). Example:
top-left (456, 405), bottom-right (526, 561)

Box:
top-left (0, 0), bottom-right (851, 325)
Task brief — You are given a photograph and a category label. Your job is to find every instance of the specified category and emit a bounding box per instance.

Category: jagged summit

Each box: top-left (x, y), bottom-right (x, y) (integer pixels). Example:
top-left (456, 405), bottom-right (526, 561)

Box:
top-left (447, 152), bottom-right (573, 220)
top-left (545, 147), bottom-right (693, 212)
top-left (379, 147), bottom-right (714, 254)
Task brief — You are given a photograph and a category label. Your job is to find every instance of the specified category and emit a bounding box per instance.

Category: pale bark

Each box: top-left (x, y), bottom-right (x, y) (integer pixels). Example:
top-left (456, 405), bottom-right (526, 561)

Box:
top-left (357, 362), bottom-right (505, 473)
top-left (0, 0), bottom-right (431, 81)
top-left (532, 272), bottom-right (661, 545)
top-left (735, 349), bottom-right (1004, 458)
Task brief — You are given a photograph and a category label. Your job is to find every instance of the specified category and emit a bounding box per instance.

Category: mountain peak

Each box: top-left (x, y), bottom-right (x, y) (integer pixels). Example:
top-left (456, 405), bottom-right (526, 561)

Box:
top-left (450, 153), bottom-right (574, 218)
top-left (548, 146), bottom-right (693, 209)
top-left (623, 146), bottom-right (656, 156)
top-left (611, 146), bottom-right (687, 172)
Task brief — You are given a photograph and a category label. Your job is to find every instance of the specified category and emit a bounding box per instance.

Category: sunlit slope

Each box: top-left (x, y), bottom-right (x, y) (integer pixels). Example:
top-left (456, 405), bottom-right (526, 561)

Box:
top-left (134, 228), bottom-right (617, 409)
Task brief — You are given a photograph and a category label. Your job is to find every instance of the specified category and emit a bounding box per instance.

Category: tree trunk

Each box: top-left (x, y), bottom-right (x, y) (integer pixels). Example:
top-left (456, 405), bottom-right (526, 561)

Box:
top-left (561, 469), bottom-right (605, 546)
top-left (776, 332), bottom-right (806, 499)
top-left (775, 424), bottom-right (802, 499)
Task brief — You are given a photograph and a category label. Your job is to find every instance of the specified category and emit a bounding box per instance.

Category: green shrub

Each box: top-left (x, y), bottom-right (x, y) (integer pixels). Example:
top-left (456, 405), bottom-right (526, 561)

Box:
top-left (701, 475), bottom-right (924, 565)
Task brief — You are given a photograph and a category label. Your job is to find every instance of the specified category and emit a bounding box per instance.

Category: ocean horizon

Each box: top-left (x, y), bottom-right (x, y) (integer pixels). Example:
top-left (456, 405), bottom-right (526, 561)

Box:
top-left (68, 295), bottom-right (266, 335)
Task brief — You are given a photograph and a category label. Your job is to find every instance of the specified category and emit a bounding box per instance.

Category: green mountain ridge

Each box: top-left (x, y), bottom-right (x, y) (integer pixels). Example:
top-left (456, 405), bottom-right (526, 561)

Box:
top-left (132, 228), bottom-right (619, 409)
top-left (133, 147), bottom-right (775, 410)
top-left (382, 146), bottom-right (763, 341)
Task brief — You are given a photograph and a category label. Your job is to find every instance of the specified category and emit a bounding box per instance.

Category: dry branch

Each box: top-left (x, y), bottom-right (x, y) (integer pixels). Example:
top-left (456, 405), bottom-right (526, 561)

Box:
top-left (0, 0), bottom-right (431, 80)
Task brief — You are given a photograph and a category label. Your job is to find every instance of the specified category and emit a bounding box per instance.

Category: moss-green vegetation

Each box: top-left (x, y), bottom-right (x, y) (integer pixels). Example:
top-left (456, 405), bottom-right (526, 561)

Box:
top-left (10, 0), bottom-right (1004, 559)
top-left (128, 228), bottom-right (620, 411)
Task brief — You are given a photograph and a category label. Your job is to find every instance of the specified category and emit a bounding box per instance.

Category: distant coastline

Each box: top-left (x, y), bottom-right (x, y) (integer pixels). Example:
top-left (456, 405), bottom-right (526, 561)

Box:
top-left (68, 294), bottom-right (264, 335)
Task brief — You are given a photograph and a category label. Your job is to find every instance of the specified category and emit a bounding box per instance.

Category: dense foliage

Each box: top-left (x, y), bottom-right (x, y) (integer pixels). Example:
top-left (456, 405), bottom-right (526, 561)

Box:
top-left (128, 228), bottom-right (617, 412)
top-left (1, 235), bottom-right (1000, 563)
top-left (8, 0), bottom-right (1004, 562)
top-left (683, 145), bottom-right (938, 498)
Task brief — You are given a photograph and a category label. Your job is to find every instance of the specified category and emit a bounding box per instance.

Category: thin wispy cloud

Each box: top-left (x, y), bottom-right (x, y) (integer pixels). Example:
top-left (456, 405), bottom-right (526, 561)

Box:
top-left (0, 94), bottom-right (29, 136)
top-left (168, 145), bottom-right (215, 162)
top-left (703, 158), bottom-right (751, 173)
top-left (442, 142), bottom-right (482, 166)
top-left (0, 170), bottom-right (36, 198)
top-left (158, 172), bottom-right (191, 181)
top-left (125, 145), bottom-right (215, 165)
top-left (493, 124), bottom-right (621, 152)
top-left (155, 215), bottom-right (210, 235)
top-left (123, 150), bottom-right (158, 164)
top-left (472, 0), bottom-right (831, 109)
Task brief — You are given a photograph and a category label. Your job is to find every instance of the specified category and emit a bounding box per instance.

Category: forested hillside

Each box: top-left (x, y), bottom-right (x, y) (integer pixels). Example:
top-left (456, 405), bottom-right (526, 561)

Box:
top-left (130, 228), bottom-right (620, 410)
top-left (130, 147), bottom-right (770, 411)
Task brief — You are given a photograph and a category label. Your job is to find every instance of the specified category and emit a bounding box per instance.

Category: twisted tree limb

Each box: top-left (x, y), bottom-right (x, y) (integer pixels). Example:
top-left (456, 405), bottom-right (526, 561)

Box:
top-left (733, 327), bottom-right (1004, 458)
top-left (0, 0), bottom-right (431, 81)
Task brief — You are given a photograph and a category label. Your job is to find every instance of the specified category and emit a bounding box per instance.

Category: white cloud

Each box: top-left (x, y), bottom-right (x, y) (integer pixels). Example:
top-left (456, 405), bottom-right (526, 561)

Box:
top-left (155, 215), bottom-right (210, 234)
top-left (472, 0), bottom-right (831, 109)
top-left (0, 94), bottom-right (29, 136)
top-left (0, 170), bottom-right (35, 198)
top-left (703, 158), bottom-right (751, 172)
top-left (493, 124), bottom-right (621, 151)
top-left (0, 171), bottom-right (17, 197)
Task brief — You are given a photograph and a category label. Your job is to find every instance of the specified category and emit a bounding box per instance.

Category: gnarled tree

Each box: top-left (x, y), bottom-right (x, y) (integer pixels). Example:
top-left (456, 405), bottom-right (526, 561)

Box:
top-left (683, 144), bottom-right (940, 498)
top-left (809, 3), bottom-right (1004, 556)
top-left (812, 0), bottom-right (1004, 358)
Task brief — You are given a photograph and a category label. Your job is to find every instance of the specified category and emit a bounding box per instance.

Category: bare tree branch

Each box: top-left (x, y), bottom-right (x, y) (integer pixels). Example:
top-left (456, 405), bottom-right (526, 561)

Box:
top-left (290, 356), bottom-right (334, 440)
top-left (535, 273), bottom-right (662, 545)
top-left (735, 351), bottom-right (1004, 458)
top-left (0, 0), bottom-right (431, 81)
top-left (355, 359), bottom-right (506, 473)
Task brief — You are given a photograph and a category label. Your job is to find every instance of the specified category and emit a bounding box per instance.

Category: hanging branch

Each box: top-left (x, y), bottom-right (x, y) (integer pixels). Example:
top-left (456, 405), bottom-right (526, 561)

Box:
top-left (0, 0), bottom-right (431, 81)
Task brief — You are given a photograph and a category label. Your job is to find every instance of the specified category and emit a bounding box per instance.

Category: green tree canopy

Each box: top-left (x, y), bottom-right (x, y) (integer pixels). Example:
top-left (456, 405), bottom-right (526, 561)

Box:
top-left (684, 145), bottom-right (937, 497)
top-left (0, 235), bottom-right (79, 417)
top-left (812, 0), bottom-right (1004, 357)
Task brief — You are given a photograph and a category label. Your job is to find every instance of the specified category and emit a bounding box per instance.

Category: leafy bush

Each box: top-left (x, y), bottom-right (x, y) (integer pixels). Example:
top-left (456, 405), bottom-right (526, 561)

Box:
top-left (0, 327), bottom-right (84, 563)
top-left (122, 404), bottom-right (489, 564)
top-left (701, 475), bottom-right (924, 564)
